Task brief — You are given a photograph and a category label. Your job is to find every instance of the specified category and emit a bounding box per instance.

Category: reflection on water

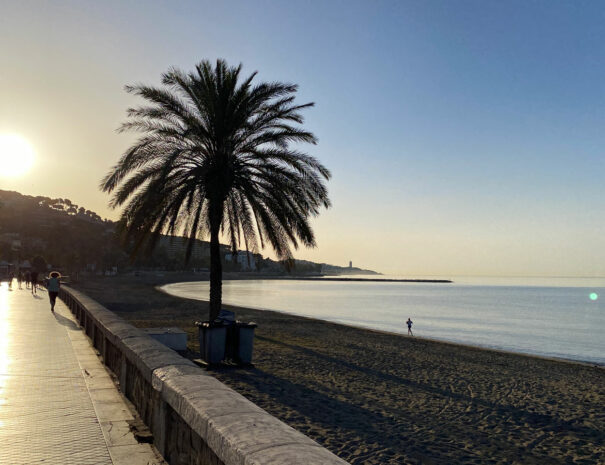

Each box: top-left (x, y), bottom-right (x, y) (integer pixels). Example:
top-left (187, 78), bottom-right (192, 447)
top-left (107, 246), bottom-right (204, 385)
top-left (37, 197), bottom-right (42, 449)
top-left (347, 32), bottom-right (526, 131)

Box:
top-left (162, 278), bottom-right (605, 365)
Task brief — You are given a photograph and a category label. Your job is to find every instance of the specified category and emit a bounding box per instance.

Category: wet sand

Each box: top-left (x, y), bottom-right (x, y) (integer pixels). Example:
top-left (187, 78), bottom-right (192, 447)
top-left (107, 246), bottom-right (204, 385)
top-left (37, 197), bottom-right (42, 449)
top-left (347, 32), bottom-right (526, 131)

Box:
top-left (73, 274), bottom-right (605, 465)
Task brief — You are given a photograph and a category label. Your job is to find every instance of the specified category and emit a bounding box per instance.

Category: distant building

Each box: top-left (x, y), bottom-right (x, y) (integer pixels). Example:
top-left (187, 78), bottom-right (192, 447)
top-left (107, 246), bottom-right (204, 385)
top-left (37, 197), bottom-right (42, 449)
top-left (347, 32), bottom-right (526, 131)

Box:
top-left (158, 236), bottom-right (210, 261)
top-left (349, 261), bottom-right (352, 269)
top-left (225, 252), bottom-right (256, 271)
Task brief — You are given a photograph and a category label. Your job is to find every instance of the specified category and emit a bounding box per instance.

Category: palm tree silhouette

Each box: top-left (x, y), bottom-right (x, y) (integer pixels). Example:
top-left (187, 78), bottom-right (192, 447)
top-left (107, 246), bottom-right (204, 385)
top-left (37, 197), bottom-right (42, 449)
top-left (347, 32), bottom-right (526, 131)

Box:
top-left (101, 59), bottom-right (331, 321)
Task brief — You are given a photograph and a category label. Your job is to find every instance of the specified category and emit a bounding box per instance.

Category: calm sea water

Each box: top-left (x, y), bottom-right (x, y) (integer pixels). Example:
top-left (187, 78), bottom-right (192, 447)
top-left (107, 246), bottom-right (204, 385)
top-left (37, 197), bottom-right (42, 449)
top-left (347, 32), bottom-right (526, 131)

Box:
top-left (161, 276), bottom-right (605, 365)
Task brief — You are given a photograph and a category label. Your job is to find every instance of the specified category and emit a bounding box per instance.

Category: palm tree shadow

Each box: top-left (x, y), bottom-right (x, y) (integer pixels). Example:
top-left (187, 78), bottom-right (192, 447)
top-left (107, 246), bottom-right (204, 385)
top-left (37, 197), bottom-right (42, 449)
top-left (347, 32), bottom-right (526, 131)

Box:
top-left (53, 312), bottom-right (81, 331)
top-left (215, 364), bottom-right (409, 452)
top-left (248, 336), bottom-right (602, 442)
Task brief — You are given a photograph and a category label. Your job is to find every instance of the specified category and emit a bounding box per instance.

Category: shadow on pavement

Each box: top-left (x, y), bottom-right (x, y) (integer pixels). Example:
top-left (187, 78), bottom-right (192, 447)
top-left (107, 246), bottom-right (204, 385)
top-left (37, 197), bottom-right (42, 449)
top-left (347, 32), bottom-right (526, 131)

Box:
top-left (53, 312), bottom-right (81, 331)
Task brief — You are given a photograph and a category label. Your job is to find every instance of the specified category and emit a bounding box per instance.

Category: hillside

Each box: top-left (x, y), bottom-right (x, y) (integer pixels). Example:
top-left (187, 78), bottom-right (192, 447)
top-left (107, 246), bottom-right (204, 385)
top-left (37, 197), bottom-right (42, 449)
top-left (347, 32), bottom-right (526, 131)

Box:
top-left (0, 190), bottom-right (217, 273)
top-left (0, 190), bottom-right (378, 276)
top-left (0, 190), bottom-right (120, 273)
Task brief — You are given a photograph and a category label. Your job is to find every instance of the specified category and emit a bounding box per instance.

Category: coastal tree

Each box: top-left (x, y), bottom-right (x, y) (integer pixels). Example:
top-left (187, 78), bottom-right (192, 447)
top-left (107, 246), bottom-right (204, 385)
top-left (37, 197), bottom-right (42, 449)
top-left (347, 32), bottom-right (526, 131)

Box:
top-left (101, 59), bottom-right (331, 321)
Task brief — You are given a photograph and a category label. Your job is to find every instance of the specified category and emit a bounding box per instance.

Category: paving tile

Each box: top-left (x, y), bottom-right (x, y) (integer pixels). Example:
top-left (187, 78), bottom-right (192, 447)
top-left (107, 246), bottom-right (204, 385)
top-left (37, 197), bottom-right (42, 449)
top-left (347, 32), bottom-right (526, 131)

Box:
top-left (100, 420), bottom-right (140, 446)
top-left (107, 443), bottom-right (165, 465)
top-left (85, 376), bottom-right (121, 390)
top-left (89, 387), bottom-right (127, 404)
top-left (94, 400), bottom-right (135, 422)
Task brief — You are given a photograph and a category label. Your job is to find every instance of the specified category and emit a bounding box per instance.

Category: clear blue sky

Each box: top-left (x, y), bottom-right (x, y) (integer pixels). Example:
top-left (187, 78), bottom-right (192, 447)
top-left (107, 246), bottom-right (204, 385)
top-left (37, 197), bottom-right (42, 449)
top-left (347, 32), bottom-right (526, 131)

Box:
top-left (1, 0), bottom-right (604, 276)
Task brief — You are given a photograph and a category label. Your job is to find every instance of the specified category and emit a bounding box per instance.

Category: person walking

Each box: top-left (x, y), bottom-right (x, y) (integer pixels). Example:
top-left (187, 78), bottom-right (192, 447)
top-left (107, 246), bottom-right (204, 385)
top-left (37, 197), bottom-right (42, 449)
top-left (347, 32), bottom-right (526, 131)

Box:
top-left (46, 271), bottom-right (61, 312)
top-left (30, 270), bottom-right (39, 295)
top-left (8, 272), bottom-right (14, 290)
top-left (17, 271), bottom-right (23, 289)
top-left (25, 271), bottom-right (31, 289)
top-left (406, 318), bottom-right (413, 336)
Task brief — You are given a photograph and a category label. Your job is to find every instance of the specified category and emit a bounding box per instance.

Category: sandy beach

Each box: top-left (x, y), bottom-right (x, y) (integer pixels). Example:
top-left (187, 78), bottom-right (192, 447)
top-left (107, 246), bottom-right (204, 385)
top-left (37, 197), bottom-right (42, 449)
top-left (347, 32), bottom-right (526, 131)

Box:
top-left (73, 274), bottom-right (605, 465)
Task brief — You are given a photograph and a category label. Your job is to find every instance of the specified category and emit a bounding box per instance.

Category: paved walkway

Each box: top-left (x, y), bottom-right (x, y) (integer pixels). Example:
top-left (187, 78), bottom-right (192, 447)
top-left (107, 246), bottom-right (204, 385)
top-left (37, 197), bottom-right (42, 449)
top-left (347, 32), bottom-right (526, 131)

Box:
top-left (0, 281), bottom-right (163, 464)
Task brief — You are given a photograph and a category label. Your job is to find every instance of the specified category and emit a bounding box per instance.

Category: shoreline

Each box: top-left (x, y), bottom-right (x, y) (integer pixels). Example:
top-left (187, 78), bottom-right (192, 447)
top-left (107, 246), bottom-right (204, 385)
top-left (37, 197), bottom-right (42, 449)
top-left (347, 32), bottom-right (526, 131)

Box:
top-left (159, 280), bottom-right (603, 367)
top-left (176, 286), bottom-right (604, 369)
top-left (73, 274), bottom-right (605, 464)
top-left (174, 288), bottom-right (605, 368)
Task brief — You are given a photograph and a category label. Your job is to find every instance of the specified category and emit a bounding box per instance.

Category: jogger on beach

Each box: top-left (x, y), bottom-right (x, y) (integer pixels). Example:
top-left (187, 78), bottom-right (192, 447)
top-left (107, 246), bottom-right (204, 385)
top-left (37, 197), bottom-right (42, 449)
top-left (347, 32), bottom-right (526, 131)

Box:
top-left (406, 318), bottom-right (413, 336)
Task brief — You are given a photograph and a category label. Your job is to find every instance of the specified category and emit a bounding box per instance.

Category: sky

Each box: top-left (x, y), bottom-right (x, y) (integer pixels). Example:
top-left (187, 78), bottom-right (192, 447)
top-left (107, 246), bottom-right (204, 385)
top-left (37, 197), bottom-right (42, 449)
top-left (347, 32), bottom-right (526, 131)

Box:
top-left (1, 0), bottom-right (605, 277)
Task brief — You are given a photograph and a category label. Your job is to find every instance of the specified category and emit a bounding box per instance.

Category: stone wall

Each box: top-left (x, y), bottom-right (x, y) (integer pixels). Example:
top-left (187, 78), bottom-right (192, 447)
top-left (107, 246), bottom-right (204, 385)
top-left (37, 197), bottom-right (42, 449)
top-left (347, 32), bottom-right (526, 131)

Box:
top-left (59, 286), bottom-right (349, 465)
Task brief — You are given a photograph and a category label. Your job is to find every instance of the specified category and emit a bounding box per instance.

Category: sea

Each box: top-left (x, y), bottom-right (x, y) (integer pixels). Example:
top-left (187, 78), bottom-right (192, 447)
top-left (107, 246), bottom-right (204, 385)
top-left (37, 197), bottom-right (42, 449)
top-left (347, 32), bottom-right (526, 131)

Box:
top-left (161, 276), bottom-right (605, 365)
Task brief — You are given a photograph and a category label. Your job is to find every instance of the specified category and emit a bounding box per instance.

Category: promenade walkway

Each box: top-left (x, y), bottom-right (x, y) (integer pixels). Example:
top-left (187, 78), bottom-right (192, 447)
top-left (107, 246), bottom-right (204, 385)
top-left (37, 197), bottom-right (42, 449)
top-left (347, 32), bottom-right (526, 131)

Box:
top-left (0, 282), bottom-right (163, 464)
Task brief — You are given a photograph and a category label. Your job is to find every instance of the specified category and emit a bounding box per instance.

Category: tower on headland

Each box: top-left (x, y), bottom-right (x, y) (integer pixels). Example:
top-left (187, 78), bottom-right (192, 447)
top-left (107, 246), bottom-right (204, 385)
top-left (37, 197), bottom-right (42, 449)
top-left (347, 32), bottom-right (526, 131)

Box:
top-left (349, 261), bottom-right (352, 269)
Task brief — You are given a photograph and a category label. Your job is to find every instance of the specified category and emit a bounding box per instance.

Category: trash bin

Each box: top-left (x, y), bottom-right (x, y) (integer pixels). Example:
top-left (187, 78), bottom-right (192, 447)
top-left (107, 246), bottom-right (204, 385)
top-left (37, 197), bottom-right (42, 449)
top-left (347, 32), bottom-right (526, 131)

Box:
top-left (196, 321), bottom-right (227, 364)
top-left (235, 321), bottom-right (257, 365)
top-left (198, 311), bottom-right (257, 366)
top-left (224, 321), bottom-right (257, 365)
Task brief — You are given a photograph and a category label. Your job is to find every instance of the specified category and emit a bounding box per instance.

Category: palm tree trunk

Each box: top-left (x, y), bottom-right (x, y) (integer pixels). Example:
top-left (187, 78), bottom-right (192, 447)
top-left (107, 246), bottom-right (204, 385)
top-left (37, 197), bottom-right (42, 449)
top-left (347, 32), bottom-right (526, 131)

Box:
top-left (209, 218), bottom-right (222, 322)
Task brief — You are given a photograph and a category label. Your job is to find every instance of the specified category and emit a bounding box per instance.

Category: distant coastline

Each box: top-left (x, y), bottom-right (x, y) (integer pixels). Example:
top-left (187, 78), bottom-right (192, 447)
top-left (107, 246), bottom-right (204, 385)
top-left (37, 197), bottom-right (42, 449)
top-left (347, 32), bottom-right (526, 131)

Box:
top-left (282, 277), bottom-right (453, 283)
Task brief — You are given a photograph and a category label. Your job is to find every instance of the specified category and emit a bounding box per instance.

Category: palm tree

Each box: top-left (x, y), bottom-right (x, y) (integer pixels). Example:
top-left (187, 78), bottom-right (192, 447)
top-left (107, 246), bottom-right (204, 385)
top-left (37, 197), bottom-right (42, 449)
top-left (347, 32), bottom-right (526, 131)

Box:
top-left (101, 59), bottom-right (331, 322)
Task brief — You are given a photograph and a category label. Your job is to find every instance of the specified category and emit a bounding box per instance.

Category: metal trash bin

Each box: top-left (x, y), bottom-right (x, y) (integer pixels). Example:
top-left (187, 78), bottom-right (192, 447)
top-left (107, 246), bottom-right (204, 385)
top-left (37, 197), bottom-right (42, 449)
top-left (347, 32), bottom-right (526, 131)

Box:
top-left (224, 321), bottom-right (257, 365)
top-left (199, 310), bottom-right (257, 366)
top-left (235, 321), bottom-right (257, 365)
top-left (197, 321), bottom-right (227, 364)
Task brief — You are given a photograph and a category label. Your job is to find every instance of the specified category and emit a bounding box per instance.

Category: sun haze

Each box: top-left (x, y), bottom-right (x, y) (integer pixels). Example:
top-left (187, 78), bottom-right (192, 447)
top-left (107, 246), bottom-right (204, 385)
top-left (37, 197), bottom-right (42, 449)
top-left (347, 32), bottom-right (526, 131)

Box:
top-left (0, 134), bottom-right (35, 178)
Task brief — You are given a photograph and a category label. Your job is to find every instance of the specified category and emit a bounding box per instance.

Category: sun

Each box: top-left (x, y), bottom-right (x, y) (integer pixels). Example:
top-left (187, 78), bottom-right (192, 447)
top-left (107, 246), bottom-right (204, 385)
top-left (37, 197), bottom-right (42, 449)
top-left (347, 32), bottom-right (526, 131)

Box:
top-left (0, 134), bottom-right (36, 178)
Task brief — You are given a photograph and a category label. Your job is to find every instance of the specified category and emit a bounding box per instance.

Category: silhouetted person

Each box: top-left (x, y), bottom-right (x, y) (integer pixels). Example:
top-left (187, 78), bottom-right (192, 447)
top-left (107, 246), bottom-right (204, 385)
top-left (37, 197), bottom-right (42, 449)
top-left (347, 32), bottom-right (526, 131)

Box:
top-left (30, 270), bottom-right (39, 295)
top-left (406, 318), bottom-right (413, 336)
top-left (25, 271), bottom-right (31, 289)
top-left (46, 271), bottom-right (61, 312)
top-left (8, 272), bottom-right (14, 290)
top-left (17, 271), bottom-right (23, 289)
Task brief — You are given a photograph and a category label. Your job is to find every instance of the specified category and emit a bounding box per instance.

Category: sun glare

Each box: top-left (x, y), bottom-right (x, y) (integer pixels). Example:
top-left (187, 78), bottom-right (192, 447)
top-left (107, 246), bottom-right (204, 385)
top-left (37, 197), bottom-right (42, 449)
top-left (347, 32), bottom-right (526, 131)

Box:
top-left (0, 134), bottom-right (35, 178)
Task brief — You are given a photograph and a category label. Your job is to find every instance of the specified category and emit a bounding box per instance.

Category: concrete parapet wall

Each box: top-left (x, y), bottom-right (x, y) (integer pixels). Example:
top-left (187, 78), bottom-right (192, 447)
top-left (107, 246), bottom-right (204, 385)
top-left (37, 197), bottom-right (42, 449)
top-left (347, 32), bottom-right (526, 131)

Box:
top-left (59, 286), bottom-right (349, 465)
